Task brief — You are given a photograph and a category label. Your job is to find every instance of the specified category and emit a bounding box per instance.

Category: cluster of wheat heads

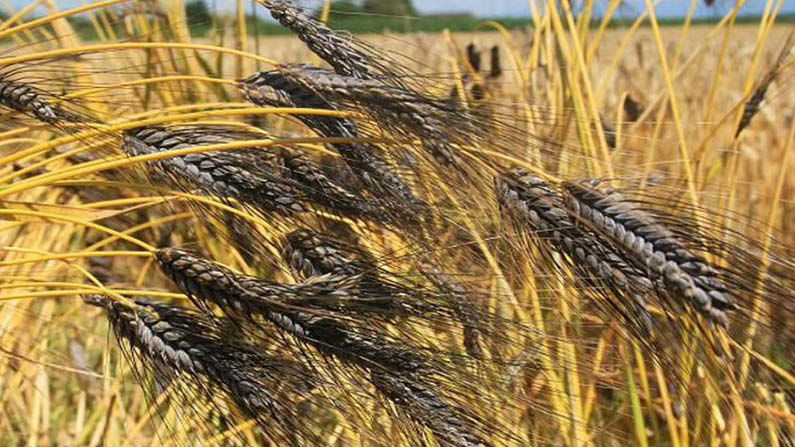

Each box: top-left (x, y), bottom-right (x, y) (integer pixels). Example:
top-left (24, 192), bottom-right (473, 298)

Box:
top-left (0, 0), bottom-right (794, 446)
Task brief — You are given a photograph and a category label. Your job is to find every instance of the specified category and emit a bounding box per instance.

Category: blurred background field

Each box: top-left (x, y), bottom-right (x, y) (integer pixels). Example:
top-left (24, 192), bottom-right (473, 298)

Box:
top-left (0, 1), bottom-right (794, 446)
top-left (244, 22), bottom-right (795, 244)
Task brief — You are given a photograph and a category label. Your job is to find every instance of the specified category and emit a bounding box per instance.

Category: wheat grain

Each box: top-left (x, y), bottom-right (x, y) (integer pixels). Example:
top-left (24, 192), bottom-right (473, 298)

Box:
top-left (497, 169), bottom-right (655, 333)
top-left (422, 271), bottom-right (485, 358)
top-left (371, 372), bottom-right (489, 447)
top-left (240, 69), bottom-right (426, 216)
top-left (282, 228), bottom-right (436, 317)
top-left (488, 46), bottom-right (502, 80)
top-left (564, 180), bottom-right (734, 327)
top-left (273, 64), bottom-right (466, 167)
top-left (155, 248), bottom-right (430, 372)
top-left (735, 32), bottom-right (793, 137)
top-left (623, 94), bottom-right (643, 122)
top-left (283, 228), bottom-right (369, 279)
top-left (279, 145), bottom-right (386, 220)
top-left (123, 125), bottom-right (305, 216)
top-left (122, 125), bottom-right (397, 222)
top-left (0, 77), bottom-right (80, 125)
top-left (256, 0), bottom-right (416, 88)
top-left (83, 294), bottom-right (321, 445)
top-left (154, 248), bottom-right (498, 446)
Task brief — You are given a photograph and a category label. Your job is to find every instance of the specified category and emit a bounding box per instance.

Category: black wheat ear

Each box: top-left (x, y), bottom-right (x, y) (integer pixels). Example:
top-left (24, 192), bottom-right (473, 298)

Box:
top-left (82, 294), bottom-right (324, 446)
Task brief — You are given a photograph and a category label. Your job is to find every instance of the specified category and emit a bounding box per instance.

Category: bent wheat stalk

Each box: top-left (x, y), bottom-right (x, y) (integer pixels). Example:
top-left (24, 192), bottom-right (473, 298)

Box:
top-left (564, 179), bottom-right (735, 327)
top-left (83, 294), bottom-right (323, 446)
top-left (154, 248), bottom-right (495, 446)
top-left (123, 125), bottom-right (306, 217)
top-left (270, 64), bottom-right (474, 167)
top-left (122, 124), bottom-right (396, 223)
top-left (281, 228), bottom-right (424, 316)
top-left (371, 371), bottom-right (489, 447)
top-left (155, 247), bottom-right (429, 374)
top-left (240, 69), bottom-right (426, 217)
top-left (0, 75), bottom-right (89, 126)
top-left (497, 169), bottom-right (655, 334)
top-left (257, 0), bottom-right (413, 86)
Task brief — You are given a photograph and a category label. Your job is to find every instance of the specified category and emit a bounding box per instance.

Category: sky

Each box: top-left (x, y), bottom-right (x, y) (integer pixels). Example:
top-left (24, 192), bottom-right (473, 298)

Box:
top-left (411, 0), bottom-right (795, 18)
top-left (11, 0), bottom-right (795, 20)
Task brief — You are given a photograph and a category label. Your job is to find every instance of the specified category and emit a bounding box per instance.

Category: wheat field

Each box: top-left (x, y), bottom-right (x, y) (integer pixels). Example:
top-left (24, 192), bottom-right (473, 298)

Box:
top-left (0, 1), bottom-right (793, 446)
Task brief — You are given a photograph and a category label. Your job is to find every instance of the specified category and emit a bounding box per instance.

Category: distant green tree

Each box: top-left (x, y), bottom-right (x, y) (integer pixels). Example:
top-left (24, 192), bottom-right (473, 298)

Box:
top-left (362, 0), bottom-right (417, 16)
top-left (186, 0), bottom-right (213, 26)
